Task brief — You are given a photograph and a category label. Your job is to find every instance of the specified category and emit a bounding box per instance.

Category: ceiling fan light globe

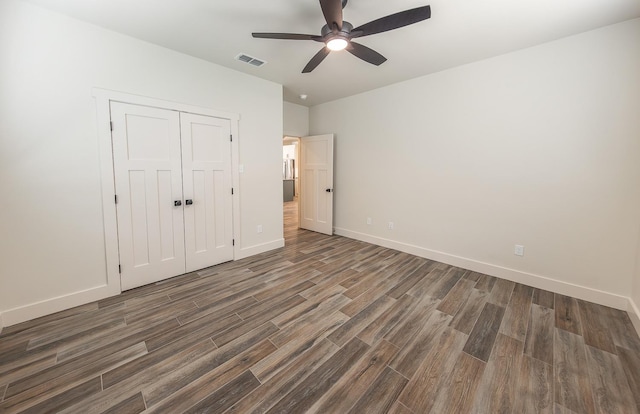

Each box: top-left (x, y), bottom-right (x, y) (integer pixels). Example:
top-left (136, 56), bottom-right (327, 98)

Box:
top-left (327, 38), bottom-right (348, 51)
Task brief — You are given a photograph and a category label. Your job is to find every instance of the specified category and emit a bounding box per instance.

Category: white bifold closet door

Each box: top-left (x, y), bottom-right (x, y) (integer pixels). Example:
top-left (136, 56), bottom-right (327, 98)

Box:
top-left (111, 102), bottom-right (233, 290)
top-left (180, 112), bottom-right (234, 273)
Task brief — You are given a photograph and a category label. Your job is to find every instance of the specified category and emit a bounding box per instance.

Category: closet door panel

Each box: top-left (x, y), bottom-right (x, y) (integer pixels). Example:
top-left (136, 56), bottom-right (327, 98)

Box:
top-left (181, 113), bottom-right (234, 272)
top-left (111, 102), bottom-right (185, 290)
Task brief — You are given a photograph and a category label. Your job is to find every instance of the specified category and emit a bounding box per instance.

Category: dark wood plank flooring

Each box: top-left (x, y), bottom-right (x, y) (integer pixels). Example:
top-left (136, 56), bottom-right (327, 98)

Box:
top-left (1, 201), bottom-right (640, 413)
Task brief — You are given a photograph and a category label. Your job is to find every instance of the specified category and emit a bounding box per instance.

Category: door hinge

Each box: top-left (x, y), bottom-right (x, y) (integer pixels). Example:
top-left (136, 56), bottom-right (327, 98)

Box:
top-left (110, 121), bottom-right (113, 131)
top-left (114, 194), bottom-right (118, 204)
top-left (232, 239), bottom-right (235, 246)
top-left (118, 264), bottom-right (121, 274)
top-left (231, 188), bottom-right (234, 195)
top-left (230, 134), bottom-right (233, 142)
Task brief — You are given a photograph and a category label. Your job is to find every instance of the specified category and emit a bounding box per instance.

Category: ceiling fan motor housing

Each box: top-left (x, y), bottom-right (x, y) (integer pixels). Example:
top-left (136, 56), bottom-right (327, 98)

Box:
top-left (321, 21), bottom-right (353, 37)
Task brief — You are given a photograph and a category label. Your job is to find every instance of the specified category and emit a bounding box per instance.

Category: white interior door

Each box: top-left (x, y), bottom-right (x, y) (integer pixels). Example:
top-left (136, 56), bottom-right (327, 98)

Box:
top-left (299, 134), bottom-right (334, 235)
top-left (181, 113), bottom-right (234, 272)
top-left (111, 102), bottom-right (186, 290)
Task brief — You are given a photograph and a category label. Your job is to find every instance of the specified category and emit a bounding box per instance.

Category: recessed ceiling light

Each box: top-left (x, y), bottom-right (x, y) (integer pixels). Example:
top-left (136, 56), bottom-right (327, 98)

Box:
top-left (299, 94), bottom-right (308, 100)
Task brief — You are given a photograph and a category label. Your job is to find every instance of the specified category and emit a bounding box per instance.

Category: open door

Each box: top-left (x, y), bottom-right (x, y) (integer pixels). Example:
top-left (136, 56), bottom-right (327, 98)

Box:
top-left (299, 134), bottom-right (334, 235)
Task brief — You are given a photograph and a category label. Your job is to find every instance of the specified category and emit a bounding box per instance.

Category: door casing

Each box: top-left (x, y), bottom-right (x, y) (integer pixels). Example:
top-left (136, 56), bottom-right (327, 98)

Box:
top-left (94, 88), bottom-right (240, 295)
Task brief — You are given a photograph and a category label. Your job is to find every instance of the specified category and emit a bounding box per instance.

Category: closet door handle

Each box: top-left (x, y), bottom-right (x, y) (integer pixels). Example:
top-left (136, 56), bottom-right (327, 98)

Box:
top-left (185, 199), bottom-right (193, 205)
top-left (174, 200), bottom-right (182, 207)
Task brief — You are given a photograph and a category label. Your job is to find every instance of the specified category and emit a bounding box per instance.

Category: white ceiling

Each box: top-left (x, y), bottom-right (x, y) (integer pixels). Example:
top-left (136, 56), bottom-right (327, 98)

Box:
top-left (25, 0), bottom-right (640, 107)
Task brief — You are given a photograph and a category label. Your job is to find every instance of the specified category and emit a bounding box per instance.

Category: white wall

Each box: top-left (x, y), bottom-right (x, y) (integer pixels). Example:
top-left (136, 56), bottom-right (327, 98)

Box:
top-left (283, 102), bottom-right (309, 137)
top-left (310, 19), bottom-right (640, 311)
top-left (0, 0), bottom-right (283, 326)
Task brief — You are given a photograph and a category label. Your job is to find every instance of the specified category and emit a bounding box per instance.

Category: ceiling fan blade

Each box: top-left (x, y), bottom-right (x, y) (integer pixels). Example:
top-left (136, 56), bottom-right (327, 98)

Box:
top-left (302, 47), bottom-right (331, 73)
top-left (252, 33), bottom-right (321, 41)
top-left (352, 5), bottom-right (431, 37)
top-left (319, 0), bottom-right (343, 31)
top-left (346, 42), bottom-right (387, 66)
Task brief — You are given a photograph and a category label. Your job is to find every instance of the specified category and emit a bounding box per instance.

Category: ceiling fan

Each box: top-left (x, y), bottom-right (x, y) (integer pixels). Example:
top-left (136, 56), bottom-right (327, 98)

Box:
top-left (252, 0), bottom-right (431, 73)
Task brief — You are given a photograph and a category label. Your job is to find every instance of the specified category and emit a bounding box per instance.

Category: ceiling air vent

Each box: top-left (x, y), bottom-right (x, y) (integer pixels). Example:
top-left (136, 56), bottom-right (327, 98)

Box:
top-left (235, 53), bottom-right (267, 67)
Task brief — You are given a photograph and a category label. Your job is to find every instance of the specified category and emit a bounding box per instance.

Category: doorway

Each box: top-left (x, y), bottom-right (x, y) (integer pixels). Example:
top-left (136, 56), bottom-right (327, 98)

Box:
top-left (282, 134), bottom-right (335, 240)
top-left (283, 137), bottom-right (300, 238)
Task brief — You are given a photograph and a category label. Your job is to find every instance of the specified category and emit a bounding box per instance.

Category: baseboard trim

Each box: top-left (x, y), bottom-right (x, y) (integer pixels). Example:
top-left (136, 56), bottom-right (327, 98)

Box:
top-left (237, 238), bottom-right (285, 260)
top-left (334, 227), bottom-right (629, 310)
top-left (2, 238), bottom-right (286, 327)
top-left (1, 285), bottom-right (117, 327)
top-left (628, 298), bottom-right (640, 337)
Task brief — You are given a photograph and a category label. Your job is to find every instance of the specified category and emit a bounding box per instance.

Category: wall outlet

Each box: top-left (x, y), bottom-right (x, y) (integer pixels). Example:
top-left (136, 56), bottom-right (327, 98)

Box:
top-left (257, 225), bottom-right (263, 234)
top-left (238, 164), bottom-right (244, 173)
top-left (514, 244), bottom-right (524, 256)
top-left (388, 222), bottom-right (394, 230)
top-left (366, 217), bottom-right (372, 225)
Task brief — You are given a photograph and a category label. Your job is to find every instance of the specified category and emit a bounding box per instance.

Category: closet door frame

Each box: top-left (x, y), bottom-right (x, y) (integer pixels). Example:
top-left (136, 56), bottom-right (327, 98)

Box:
top-left (94, 88), bottom-right (241, 294)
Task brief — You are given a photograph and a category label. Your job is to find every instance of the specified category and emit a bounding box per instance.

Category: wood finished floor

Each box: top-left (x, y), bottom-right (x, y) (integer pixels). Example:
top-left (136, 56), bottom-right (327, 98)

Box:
top-left (2, 201), bottom-right (640, 413)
